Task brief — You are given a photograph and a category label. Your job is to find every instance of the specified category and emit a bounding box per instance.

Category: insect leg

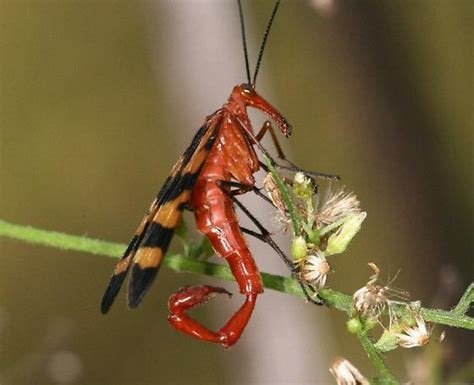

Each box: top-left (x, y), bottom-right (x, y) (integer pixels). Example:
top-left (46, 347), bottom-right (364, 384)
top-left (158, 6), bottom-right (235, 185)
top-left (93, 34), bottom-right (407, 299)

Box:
top-left (232, 196), bottom-right (323, 306)
top-left (217, 181), bottom-right (318, 302)
top-left (217, 180), bottom-right (293, 271)
top-left (277, 165), bottom-right (339, 180)
top-left (255, 121), bottom-right (287, 159)
top-left (256, 122), bottom-right (339, 180)
top-left (217, 180), bottom-right (274, 206)
top-left (239, 225), bottom-right (322, 306)
top-left (239, 118), bottom-right (339, 181)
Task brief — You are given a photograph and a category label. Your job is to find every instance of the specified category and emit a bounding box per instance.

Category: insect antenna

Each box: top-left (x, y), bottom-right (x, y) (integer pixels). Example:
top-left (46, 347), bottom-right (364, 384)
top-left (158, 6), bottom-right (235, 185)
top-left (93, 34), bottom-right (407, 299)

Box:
top-left (252, 0), bottom-right (281, 87)
top-left (237, 0), bottom-right (252, 85)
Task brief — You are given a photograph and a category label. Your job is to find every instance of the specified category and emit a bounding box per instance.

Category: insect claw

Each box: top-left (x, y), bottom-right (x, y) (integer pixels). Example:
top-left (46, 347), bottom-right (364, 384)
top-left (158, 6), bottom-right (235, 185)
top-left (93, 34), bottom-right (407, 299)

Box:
top-left (169, 286), bottom-right (233, 314)
top-left (212, 286), bottom-right (233, 297)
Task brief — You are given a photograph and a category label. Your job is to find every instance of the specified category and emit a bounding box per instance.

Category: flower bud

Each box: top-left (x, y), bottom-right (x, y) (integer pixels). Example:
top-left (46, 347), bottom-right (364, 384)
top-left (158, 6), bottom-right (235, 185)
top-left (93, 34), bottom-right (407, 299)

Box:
top-left (293, 172), bottom-right (313, 200)
top-left (291, 236), bottom-right (308, 261)
top-left (346, 318), bottom-right (363, 334)
top-left (375, 329), bottom-right (399, 352)
top-left (325, 212), bottom-right (366, 256)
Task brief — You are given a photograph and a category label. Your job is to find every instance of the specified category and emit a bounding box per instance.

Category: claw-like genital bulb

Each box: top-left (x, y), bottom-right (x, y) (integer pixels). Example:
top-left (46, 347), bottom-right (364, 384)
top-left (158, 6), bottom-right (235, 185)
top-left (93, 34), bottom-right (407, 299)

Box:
top-left (168, 285), bottom-right (232, 313)
top-left (167, 285), bottom-right (256, 348)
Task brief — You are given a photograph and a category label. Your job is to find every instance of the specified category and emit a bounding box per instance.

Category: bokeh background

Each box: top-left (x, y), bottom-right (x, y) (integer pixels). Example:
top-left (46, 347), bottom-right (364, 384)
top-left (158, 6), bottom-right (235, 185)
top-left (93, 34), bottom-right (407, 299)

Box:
top-left (0, 0), bottom-right (472, 384)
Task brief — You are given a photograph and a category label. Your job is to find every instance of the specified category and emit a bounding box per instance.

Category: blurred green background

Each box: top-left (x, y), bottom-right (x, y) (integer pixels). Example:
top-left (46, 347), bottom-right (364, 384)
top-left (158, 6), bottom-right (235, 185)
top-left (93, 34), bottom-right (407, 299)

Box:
top-left (0, 0), bottom-right (472, 384)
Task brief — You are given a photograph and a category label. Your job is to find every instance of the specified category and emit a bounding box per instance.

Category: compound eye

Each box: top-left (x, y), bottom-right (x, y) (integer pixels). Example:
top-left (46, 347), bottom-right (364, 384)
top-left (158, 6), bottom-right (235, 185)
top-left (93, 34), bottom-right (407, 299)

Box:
top-left (242, 83), bottom-right (254, 94)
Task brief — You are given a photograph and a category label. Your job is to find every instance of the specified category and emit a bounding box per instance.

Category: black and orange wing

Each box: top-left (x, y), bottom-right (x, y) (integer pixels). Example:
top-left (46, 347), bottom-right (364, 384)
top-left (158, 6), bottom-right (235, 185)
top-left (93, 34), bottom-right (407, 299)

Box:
top-left (100, 114), bottom-right (222, 313)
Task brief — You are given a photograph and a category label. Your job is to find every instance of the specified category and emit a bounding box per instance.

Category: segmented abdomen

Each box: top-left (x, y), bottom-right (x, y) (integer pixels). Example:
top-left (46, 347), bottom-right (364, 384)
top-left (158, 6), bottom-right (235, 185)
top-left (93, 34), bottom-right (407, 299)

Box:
top-left (190, 119), bottom-right (263, 295)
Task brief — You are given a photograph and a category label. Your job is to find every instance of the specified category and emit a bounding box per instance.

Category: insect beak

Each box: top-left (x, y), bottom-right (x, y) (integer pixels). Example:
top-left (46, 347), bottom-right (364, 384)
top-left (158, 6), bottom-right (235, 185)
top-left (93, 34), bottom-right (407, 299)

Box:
top-left (247, 92), bottom-right (292, 138)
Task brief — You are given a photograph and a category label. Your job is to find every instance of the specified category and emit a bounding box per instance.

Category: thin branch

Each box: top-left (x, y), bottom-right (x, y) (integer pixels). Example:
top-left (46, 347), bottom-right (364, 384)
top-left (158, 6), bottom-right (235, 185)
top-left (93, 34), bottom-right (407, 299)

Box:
top-left (0, 219), bottom-right (472, 332)
top-left (357, 330), bottom-right (399, 385)
top-left (453, 282), bottom-right (473, 314)
top-left (264, 156), bottom-right (303, 234)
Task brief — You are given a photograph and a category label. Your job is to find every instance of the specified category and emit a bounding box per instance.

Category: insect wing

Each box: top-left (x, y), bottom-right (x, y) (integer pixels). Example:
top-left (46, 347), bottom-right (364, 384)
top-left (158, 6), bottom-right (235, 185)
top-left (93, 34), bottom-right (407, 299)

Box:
top-left (100, 202), bottom-right (157, 314)
top-left (100, 115), bottom-right (221, 313)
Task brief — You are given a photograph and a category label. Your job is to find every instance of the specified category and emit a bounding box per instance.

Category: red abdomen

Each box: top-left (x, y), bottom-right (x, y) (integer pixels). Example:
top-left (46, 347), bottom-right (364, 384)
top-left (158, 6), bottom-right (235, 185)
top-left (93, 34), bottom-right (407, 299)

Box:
top-left (190, 128), bottom-right (263, 295)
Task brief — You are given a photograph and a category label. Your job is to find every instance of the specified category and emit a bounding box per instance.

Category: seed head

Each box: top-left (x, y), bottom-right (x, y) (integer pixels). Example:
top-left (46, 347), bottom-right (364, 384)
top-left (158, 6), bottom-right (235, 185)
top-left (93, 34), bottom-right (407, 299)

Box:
top-left (316, 187), bottom-right (361, 227)
top-left (394, 315), bottom-right (431, 348)
top-left (263, 173), bottom-right (287, 216)
top-left (299, 250), bottom-right (330, 291)
top-left (353, 263), bottom-right (388, 319)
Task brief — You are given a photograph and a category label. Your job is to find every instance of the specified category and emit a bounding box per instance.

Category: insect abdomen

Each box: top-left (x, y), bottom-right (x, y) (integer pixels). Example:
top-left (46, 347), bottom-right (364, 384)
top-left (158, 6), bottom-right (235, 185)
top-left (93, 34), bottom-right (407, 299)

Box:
top-left (191, 149), bottom-right (263, 295)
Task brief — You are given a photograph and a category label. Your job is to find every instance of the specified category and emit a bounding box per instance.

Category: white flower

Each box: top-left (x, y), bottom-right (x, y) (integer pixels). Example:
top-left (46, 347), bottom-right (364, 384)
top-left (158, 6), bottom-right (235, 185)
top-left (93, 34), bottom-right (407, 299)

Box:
top-left (395, 315), bottom-right (431, 348)
top-left (300, 250), bottom-right (330, 291)
top-left (330, 357), bottom-right (369, 385)
top-left (353, 284), bottom-right (388, 318)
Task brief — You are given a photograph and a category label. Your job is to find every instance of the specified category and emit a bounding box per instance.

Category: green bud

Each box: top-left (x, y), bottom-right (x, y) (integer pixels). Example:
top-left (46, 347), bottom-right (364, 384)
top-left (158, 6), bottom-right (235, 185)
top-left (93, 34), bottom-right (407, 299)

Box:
top-left (364, 317), bottom-right (378, 330)
top-left (325, 212), bottom-right (367, 256)
top-left (400, 314), bottom-right (417, 328)
top-left (346, 318), bottom-right (363, 334)
top-left (291, 236), bottom-right (307, 261)
top-left (409, 301), bottom-right (422, 311)
top-left (293, 172), bottom-right (313, 200)
top-left (375, 329), bottom-right (399, 352)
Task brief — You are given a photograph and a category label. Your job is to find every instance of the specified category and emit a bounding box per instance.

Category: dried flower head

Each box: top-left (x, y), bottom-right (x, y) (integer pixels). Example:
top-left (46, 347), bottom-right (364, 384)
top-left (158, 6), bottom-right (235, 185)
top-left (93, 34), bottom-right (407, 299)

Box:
top-left (330, 357), bottom-right (369, 385)
top-left (315, 187), bottom-right (361, 227)
top-left (262, 173), bottom-right (293, 232)
top-left (394, 315), bottom-right (432, 348)
top-left (299, 250), bottom-right (330, 291)
top-left (263, 173), bottom-right (287, 216)
top-left (353, 263), bottom-right (388, 319)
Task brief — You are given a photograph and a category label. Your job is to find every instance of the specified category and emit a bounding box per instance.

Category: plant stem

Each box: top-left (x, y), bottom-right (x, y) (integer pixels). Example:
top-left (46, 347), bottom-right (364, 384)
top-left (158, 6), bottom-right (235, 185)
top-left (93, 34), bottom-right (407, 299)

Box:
top-left (0, 219), bottom-right (124, 257)
top-left (1, 219), bottom-right (472, 331)
top-left (357, 330), bottom-right (399, 385)
top-left (453, 282), bottom-right (473, 314)
top-left (420, 307), bottom-right (473, 330)
top-left (264, 156), bottom-right (303, 235)
top-left (3, 219), bottom-right (474, 384)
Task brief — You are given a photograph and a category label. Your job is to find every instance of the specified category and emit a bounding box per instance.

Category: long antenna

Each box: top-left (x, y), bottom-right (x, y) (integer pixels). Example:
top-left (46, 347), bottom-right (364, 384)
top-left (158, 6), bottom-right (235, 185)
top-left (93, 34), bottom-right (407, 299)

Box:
top-left (252, 0), bottom-right (281, 87)
top-left (237, 0), bottom-right (252, 85)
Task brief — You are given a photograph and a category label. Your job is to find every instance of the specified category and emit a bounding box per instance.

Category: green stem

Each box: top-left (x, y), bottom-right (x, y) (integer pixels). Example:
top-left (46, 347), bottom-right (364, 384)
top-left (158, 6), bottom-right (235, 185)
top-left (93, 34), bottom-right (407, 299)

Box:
top-left (1, 219), bottom-right (472, 331)
top-left (0, 219), bottom-right (124, 257)
top-left (3, 219), bottom-right (474, 384)
top-left (357, 330), bottom-right (399, 385)
top-left (264, 156), bottom-right (303, 235)
top-left (420, 307), bottom-right (473, 330)
top-left (453, 282), bottom-right (473, 314)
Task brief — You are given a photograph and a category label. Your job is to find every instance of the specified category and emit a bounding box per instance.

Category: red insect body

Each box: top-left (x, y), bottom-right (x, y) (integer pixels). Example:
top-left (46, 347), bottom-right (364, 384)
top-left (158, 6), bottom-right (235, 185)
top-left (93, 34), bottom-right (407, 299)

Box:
top-left (100, 1), bottom-right (300, 347)
top-left (167, 84), bottom-right (291, 347)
